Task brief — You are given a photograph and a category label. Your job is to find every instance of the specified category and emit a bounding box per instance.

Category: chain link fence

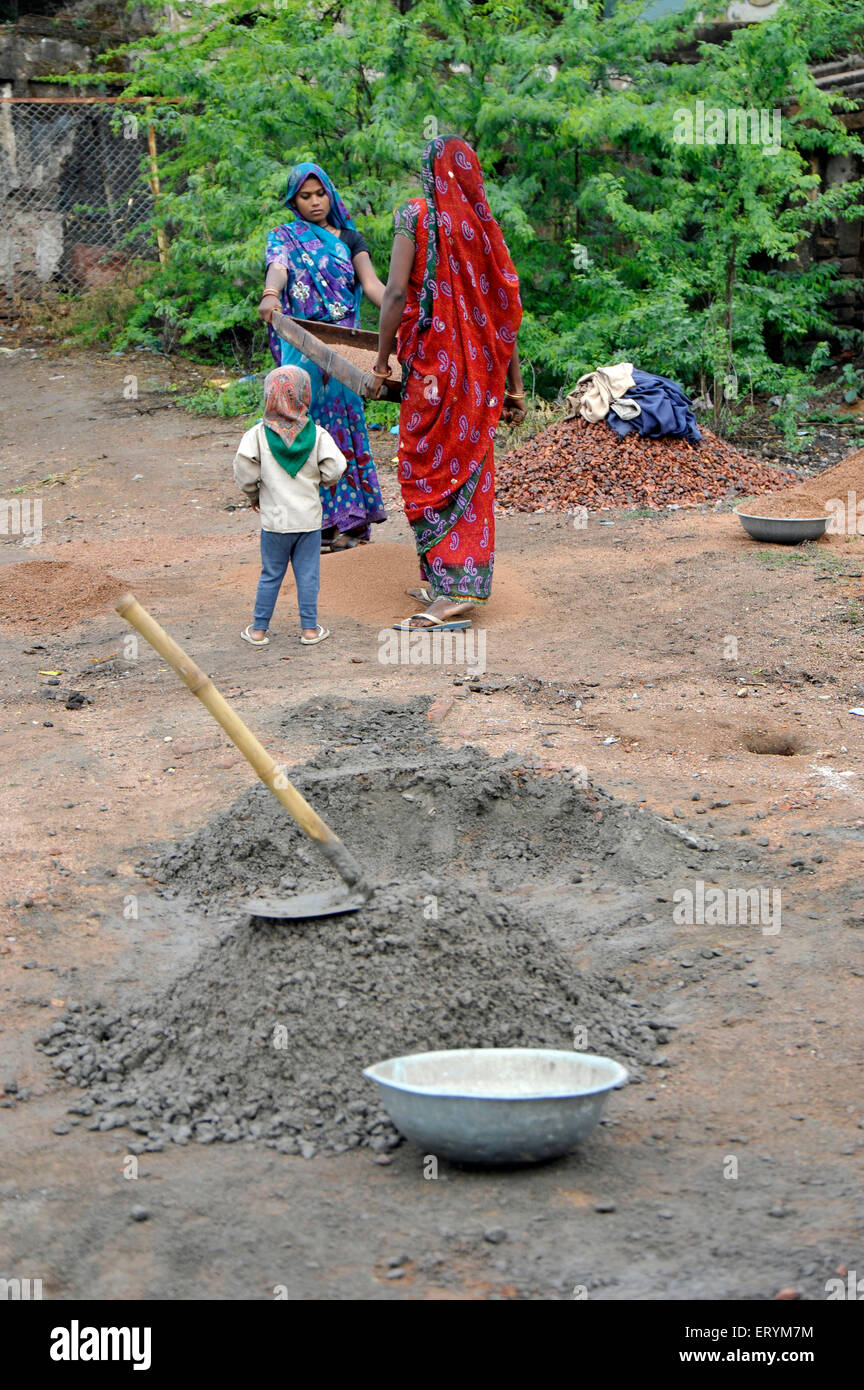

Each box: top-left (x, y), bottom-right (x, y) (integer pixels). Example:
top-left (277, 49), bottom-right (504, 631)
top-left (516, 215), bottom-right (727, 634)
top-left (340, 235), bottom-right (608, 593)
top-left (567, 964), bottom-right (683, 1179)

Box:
top-left (0, 97), bottom-right (160, 310)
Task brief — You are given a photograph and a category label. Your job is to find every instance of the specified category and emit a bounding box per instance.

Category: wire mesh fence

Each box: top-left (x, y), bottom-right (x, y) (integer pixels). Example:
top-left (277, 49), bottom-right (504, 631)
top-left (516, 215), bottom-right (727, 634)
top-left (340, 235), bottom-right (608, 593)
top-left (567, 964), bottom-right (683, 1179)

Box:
top-left (0, 98), bottom-right (161, 310)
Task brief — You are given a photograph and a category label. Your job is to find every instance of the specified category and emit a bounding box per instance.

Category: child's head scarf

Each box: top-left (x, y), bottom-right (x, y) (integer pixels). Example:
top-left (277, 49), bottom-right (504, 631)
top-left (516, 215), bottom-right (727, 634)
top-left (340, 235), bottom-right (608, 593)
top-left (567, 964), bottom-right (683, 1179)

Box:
top-left (262, 366), bottom-right (316, 478)
top-left (263, 365), bottom-right (312, 448)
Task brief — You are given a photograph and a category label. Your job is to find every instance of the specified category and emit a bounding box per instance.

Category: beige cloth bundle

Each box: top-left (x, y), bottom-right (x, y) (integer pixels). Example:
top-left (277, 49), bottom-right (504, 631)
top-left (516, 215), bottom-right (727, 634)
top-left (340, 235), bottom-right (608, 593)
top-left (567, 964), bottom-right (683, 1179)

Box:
top-left (565, 362), bottom-right (638, 423)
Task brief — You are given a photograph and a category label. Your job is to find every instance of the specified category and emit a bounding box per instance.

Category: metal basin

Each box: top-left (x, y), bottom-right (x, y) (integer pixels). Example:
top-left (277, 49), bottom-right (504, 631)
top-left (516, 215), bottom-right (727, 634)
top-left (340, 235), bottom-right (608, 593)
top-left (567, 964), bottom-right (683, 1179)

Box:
top-left (736, 511), bottom-right (829, 544)
top-left (362, 1048), bottom-right (628, 1165)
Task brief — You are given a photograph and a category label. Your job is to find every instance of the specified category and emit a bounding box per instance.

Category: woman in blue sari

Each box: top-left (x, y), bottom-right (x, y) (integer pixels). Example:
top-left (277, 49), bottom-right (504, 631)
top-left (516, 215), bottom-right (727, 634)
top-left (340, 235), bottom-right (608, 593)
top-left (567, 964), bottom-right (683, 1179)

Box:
top-left (258, 163), bottom-right (387, 551)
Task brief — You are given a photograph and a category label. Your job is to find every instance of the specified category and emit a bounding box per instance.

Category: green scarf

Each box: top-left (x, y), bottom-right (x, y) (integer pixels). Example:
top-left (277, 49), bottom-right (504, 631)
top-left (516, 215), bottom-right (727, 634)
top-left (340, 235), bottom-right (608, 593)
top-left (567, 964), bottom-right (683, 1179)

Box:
top-left (264, 417), bottom-right (316, 478)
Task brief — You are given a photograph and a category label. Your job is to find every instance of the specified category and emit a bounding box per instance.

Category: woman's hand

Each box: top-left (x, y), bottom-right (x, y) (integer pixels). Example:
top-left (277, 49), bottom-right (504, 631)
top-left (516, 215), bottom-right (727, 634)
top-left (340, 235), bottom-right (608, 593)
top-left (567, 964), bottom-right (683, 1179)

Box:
top-left (502, 392), bottom-right (527, 425)
top-left (370, 357), bottom-right (392, 398)
top-left (502, 342), bottom-right (525, 423)
top-left (258, 294), bottom-right (279, 325)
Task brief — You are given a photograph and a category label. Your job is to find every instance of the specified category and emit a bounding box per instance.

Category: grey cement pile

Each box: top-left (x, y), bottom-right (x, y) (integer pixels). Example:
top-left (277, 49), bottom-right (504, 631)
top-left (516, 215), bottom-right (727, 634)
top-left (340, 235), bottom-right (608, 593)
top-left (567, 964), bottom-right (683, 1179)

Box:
top-left (37, 879), bottom-right (656, 1158)
top-left (291, 691), bottom-right (440, 752)
top-left (147, 749), bottom-right (573, 903)
top-left (143, 696), bottom-right (677, 909)
top-left (37, 696), bottom-right (703, 1157)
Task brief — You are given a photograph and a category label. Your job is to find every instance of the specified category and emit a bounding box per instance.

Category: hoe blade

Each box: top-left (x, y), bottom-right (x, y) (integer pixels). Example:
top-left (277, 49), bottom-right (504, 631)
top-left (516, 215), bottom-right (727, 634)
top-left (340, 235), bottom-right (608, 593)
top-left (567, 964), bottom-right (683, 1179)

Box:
top-left (242, 886), bottom-right (371, 921)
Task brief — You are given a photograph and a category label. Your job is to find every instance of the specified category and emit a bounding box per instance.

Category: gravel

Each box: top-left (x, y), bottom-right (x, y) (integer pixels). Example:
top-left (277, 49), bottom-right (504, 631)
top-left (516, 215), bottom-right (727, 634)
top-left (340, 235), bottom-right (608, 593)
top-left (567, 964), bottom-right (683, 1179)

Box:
top-left (38, 879), bottom-right (656, 1157)
top-left (497, 415), bottom-right (797, 513)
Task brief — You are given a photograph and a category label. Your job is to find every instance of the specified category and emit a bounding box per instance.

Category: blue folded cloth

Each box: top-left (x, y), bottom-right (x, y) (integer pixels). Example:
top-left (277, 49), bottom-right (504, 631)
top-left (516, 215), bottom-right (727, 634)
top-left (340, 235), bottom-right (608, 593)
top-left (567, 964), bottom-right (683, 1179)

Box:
top-left (606, 369), bottom-right (702, 445)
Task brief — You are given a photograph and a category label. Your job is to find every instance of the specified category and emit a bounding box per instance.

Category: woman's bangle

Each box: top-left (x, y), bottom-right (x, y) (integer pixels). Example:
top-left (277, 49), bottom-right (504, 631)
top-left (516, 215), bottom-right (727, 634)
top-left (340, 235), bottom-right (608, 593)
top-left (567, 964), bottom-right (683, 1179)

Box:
top-left (505, 391), bottom-right (526, 400)
top-left (261, 290), bottom-right (281, 301)
top-left (371, 366), bottom-right (391, 377)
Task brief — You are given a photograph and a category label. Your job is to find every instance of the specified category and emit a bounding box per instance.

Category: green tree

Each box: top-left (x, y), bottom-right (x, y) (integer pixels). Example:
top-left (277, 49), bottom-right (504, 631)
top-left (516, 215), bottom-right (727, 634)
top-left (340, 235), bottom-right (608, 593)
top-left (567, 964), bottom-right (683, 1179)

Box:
top-left (559, 0), bottom-right (864, 426)
top-left (79, 0), bottom-right (863, 424)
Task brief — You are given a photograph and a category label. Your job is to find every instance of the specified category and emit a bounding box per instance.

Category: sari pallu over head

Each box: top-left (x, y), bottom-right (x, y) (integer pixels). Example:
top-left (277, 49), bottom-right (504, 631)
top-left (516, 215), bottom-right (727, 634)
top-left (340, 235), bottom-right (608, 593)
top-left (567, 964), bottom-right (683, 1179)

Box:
top-left (397, 136), bottom-right (522, 525)
top-left (266, 162), bottom-right (362, 365)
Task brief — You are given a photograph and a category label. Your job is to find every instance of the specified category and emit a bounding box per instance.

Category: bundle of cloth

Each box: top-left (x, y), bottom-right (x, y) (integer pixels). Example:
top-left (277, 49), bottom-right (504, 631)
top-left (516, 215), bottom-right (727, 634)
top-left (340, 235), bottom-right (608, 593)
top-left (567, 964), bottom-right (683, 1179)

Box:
top-left (565, 362), bottom-right (701, 445)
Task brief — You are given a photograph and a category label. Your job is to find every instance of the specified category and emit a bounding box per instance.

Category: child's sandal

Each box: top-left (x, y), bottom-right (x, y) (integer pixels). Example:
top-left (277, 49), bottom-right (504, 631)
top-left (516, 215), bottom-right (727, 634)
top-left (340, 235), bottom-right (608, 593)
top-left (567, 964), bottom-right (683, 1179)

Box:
top-left (241, 626), bottom-right (270, 647)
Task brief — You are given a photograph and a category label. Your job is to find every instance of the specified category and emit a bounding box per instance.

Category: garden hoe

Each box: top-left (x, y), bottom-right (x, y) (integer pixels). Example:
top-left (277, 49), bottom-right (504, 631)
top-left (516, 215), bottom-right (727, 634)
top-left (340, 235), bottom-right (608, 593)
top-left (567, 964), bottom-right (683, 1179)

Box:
top-left (115, 593), bottom-right (373, 920)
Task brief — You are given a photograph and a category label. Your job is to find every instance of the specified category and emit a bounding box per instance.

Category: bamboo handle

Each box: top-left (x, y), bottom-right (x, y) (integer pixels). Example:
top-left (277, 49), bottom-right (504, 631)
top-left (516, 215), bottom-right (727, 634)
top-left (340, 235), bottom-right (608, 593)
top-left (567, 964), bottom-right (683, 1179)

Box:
top-left (115, 593), bottom-right (339, 847)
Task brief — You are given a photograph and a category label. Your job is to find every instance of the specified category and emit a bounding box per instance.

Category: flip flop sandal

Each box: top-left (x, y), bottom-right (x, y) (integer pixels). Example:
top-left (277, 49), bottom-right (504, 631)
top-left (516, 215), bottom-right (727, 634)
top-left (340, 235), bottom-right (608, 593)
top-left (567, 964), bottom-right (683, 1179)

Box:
top-left (406, 587), bottom-right (433, 604)
top-left (300, 625), bottom-right (330, 645)
top-left (241, 626), bottom-right (269, 646)
top-left (393, 613), bottom-right (472, 632)
top-left (324, 535), bottom-right (358, 552)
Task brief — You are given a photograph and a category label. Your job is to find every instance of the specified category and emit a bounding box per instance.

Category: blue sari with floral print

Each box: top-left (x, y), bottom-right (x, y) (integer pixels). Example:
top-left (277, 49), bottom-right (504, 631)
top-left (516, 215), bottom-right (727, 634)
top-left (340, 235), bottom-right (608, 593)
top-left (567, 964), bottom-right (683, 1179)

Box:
top-left (266, 163), bottom-right (386, 539)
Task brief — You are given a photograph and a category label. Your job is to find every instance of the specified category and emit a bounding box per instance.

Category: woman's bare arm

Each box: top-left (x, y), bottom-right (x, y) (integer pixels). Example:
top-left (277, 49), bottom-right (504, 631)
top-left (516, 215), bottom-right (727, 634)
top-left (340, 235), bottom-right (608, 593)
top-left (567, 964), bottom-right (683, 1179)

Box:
top-left (259, 263), bottom-right (287, 323)
top-left (505, 343), bottom-right (524, 397)
top-left (502, 343), bottom-right (526, 423)
top-left (352, 250), bottom-right (386, 309)
top-left (374, 236), bottom-right (415, 376)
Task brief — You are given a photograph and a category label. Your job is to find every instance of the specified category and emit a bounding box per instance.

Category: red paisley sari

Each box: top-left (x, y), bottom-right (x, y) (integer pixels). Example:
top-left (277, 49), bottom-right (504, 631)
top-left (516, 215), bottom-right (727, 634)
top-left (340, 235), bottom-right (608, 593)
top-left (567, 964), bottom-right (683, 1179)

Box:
top-left (394, 137), bottom-right (522, 602)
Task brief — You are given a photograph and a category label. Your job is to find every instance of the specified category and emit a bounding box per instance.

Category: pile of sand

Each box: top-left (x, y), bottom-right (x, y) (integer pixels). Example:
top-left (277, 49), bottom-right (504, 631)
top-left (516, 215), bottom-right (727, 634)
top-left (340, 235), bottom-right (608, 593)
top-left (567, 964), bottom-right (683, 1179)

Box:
top-left (735, 495), bottom-right (833, 519)
top-left (317, 341), bottom-right (400, 391)
top-left (0, 560), bottom-right (126, 628)
top-left (738, 445), bottom-right (864, 526)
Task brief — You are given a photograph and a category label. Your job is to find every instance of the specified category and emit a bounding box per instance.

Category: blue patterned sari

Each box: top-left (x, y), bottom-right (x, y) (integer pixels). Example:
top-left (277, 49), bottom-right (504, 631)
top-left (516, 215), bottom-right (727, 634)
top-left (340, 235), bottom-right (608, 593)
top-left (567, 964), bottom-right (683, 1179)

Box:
top-left (266, 163), bottom-right (386, 539)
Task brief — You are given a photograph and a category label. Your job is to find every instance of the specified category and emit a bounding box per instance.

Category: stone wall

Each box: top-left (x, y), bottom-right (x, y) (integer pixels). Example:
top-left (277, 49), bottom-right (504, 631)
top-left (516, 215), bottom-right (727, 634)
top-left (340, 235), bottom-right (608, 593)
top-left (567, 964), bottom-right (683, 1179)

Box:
top-left (0, 10), bottom-right (157, 306)
top-left (0, 92), bottom-right (73, 298)
top-left (794, 150), bottom-right (864, 334)
top-left (817, 152), bottom-right (864, 331)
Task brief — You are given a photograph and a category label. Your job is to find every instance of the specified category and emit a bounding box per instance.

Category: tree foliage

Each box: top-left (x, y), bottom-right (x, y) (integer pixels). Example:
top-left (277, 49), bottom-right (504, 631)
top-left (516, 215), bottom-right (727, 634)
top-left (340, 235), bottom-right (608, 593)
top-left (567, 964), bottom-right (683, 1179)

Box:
top-left (90, 0), bottom-right (864, 415)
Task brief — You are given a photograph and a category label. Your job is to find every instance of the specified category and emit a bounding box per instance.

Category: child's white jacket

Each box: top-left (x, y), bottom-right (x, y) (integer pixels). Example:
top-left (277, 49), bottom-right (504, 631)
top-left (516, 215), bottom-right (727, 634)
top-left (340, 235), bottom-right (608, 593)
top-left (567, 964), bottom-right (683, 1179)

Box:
top-left (233, 421), bottom-right (347, 532)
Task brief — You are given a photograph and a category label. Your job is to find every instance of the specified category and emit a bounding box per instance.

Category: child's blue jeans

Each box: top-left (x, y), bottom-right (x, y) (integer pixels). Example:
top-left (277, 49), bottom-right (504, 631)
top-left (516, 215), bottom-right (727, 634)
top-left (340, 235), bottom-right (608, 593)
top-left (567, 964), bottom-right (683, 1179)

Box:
top-left (253, 529), bottom-right (320, 631)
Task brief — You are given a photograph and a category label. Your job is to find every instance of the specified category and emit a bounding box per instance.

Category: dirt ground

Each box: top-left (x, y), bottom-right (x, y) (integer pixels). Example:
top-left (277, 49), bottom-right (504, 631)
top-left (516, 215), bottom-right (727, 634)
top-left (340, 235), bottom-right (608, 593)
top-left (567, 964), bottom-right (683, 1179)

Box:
top-left (1, 343), bottom-right (863, 1302)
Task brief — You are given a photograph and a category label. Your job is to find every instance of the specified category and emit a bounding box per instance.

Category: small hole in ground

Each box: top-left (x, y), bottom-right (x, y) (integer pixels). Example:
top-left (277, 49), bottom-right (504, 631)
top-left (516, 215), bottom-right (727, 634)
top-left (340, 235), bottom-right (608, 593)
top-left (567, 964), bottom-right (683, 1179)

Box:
top-left (742, 730), bottom-right (803, 757)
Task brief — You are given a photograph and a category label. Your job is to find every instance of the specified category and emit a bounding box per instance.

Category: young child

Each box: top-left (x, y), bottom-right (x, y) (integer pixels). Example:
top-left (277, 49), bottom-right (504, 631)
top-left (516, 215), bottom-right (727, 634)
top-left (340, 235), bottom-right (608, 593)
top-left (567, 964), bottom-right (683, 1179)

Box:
top-left (234, 365), bottom-right (346, 646)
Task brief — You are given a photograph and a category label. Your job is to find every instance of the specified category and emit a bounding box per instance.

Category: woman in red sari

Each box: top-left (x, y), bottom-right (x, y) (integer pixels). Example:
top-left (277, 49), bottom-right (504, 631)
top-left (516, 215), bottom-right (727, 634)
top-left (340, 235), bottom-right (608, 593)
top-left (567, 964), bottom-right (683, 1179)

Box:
top-left (373, 136), bottom-right (525, 629)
